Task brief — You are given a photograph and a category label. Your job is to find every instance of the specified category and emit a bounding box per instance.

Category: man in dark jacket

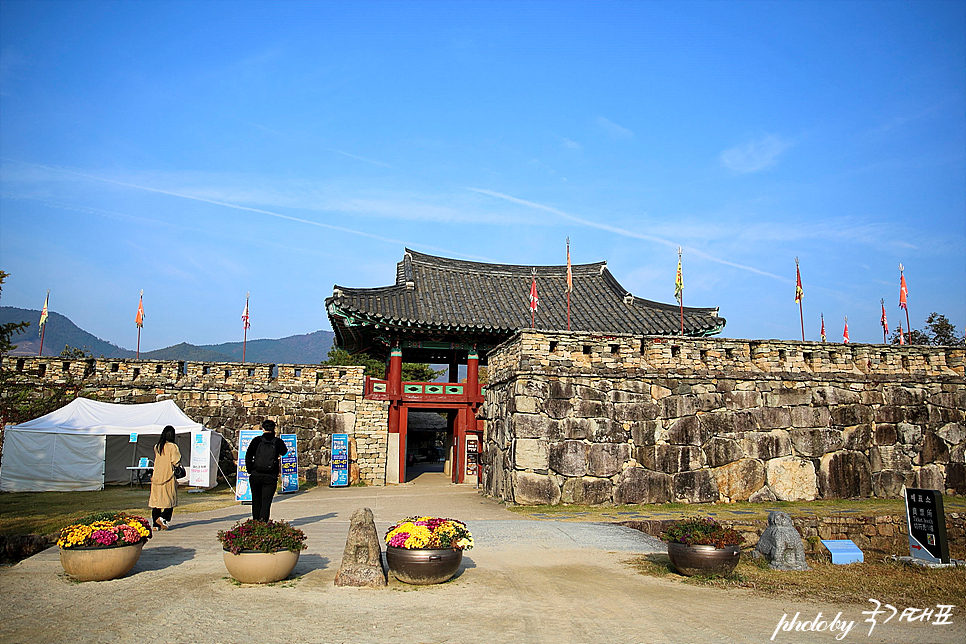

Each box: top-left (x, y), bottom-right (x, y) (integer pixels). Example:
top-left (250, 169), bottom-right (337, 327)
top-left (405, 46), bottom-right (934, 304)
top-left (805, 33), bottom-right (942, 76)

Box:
top-left (244, 419), bottom-right (288, 521)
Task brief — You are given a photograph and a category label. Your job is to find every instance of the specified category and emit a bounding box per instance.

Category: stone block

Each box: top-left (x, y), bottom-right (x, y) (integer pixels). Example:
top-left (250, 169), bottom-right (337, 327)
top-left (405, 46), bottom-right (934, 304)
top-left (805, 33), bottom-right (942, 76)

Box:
top-left (945, 462), bottom-right (966, 495)
top-left (672, 470), bottom-right (720, 503)
top-left (704, 436), bottom-right (744, 467)
top-left (714, 458), bottom-right (765, 502)
top-left (920, 431), bottom-right (950, 464)
top-left (515, 378), bottom-right (550, 399)
top-left (765, 388), bottom-right (811, 407)
top-left (897, 422), bottom-right (922, 445)
top-left (870, 444), bottom-right (912, 472)
top-left (662, 395), bottom-right (696, 418)
top-left (722, 390), bottom-right (762, 409)
top-left (590, 418), bottom-right (628, 442)
top-left (562, 477), bottom-right (614, 505)
top-left (334, 507), bottom-right (386, 587)
top-left (819, 451), bottom-right (872, 499)
top-left (549, 380), bottom-right (574, 399)
top-left (789, 428), bottom-right (843, 457)
top-left (548, 441), bottom-right (587, 476)
top-left (629, 420), bottom-right (661, 446)
top-left (514, 439), bottom-right (549, 471)
top-left (698, 411), bottom-right (753, 436)
top-left (915, 464), bottom-right (945, 492)
top-left (512, 396), bottom-right (539, 414)
top-left (513, 413), bottom-right (555, 439)
top-left (875, 405), bottom-right (902, 423)
top-left (650, 384), bottom-right (672, 399)
top-left (766, 456), bottom-right (818, 501)
top-left (884, 386), bottom-right (926, 406)
top-left (637, 444), bottom-right (705, 473)
top-left (614, 402), bottom-right (660, 422)
top-left (667, 416), bottom-right (710, 446)
top-left (562, 417), bottom-right (591, 440)
top-left (742, 431), bottom-right (792, 460)
top-left (842, 424), bottom-right (873, 451)
top-left (614, 467), bottom-right (672, 504)
top-left (831, 404), bottom-right (874, 426)
top-left (512, 471), bottom-right (562, 505)
top-left (576, 399), bottom-right (610, 419)
top-left (937, 422), bottom-right (965, 445)
top-left (874, 424), bottom-right (897, 445)
top-left (753, 407), bottom-right (792, 430)
top-left (812, 387), bottom-right (858, 405)
top-left (790, 406), bottom-right (831, 428)
top-left (587, 443), bottom-right (630, 477)
top-left (872, 471), bottom-right (910, 498)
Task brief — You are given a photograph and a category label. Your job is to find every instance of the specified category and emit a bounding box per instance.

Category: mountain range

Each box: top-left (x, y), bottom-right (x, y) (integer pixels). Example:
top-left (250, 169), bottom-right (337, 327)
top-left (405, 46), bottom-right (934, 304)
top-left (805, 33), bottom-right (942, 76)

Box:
top-left (0, 306), bottom-right (335, 365)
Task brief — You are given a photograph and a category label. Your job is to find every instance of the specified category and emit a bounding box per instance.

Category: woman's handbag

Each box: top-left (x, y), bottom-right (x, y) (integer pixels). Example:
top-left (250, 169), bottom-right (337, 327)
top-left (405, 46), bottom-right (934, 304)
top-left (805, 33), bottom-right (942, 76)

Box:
top-left (173, 464), bottom-right (186, 479)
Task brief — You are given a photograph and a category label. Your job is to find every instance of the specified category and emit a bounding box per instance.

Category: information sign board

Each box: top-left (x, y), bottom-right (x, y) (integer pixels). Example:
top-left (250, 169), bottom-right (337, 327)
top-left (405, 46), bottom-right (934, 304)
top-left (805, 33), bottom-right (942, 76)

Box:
top-left (235, 429), bottom-right (260, 502)
top-left (330, 433), bottom-right (349, 487)
top-left (904, 487), bottom-right (950, 564)
top-left (280, 434), bottom-right (298, 493)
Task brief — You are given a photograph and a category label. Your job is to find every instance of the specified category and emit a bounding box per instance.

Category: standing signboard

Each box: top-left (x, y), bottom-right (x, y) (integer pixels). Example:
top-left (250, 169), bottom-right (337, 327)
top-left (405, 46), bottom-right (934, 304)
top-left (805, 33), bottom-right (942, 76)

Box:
top-left (330, 433), bottom-right (349, 487)
top-left (280, 434), bottom-right (298, 493)
top-left (904, 487), bottom-right (950, 564)
top-left (189, 430), bottom-right (223, 489)
top-left (235, 429), bottom-right (260, 502)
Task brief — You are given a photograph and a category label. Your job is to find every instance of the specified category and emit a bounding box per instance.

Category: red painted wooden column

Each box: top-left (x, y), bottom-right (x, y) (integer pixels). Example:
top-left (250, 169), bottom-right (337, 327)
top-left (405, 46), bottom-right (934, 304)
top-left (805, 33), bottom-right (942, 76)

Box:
top-left (386, 342), bottom-right (405, 482)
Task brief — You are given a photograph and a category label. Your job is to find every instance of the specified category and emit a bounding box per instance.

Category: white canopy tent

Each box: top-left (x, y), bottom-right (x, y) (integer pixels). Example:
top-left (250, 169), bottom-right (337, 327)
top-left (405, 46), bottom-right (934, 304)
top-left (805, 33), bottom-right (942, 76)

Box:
top-left (1, 398), bottom-right (209, 492)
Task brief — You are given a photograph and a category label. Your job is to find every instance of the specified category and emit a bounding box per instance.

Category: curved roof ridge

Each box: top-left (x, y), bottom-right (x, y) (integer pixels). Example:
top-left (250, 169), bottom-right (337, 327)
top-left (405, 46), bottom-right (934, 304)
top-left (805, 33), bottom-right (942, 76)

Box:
top-left (404, 248), bottom-right (606, 276)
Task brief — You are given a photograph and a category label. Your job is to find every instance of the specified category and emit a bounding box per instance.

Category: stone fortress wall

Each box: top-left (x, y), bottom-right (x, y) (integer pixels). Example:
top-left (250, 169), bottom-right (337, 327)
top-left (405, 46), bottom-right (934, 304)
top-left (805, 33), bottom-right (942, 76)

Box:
top-left (0, 356), bottom-right (389, 485)
top-left (483, 330), bottom-right (966, 505)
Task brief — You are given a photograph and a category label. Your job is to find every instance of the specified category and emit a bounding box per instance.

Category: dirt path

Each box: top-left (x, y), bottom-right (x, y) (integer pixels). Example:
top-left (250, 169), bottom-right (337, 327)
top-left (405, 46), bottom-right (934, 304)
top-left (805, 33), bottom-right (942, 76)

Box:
top-left (1, 480), bottom-right (962, 644)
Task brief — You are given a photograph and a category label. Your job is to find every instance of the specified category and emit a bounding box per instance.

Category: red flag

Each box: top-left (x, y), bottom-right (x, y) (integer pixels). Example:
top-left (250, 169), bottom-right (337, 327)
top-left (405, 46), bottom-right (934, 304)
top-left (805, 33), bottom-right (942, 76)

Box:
top-left (795, 262), bottom-right (803, 303)
top-left (529, 274), bottom-right (539, 312)
top-left (241, 294), bottom-right (251, 330)
top-left (880, 299), bottom-right (888, 335)
top-left (135, 293), bottom-right (144, 328)
top-left (820, 314), bottom-right (826, 342)
top-left (843, 317), bottom-right (849, 344)
top-left (899, 270), bottom-right (908, 310)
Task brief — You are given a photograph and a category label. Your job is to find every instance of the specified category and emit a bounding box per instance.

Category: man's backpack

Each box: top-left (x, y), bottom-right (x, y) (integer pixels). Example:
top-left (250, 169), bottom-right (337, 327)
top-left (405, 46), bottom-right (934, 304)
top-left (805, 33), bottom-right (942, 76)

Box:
top-left (251, 438), bottom-right (277, 474)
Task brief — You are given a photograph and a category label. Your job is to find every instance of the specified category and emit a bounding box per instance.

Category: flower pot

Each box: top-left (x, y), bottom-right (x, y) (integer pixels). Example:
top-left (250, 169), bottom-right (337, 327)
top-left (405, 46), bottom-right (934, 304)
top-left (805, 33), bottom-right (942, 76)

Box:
top-left (667, 542), bottom-right (740, 577)
top-left (385, 546), bottom-right (463, 585)
top-left (59, 541), bottom-right (144, 581)
top-left (223, 549), bottom-right (300, 584)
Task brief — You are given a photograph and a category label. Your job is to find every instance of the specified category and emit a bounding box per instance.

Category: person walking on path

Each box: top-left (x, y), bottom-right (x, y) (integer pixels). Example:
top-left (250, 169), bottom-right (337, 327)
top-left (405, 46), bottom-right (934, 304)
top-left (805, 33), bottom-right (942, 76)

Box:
top-left (245, 419), bottom-right (288, 521)
top-left (149, 425), bottom-right (183, 530)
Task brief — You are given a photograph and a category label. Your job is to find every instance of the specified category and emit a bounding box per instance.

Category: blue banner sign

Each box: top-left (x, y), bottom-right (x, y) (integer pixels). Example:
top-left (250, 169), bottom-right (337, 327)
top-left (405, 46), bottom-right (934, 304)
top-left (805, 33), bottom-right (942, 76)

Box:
top-left (331, 433), bottom-right (349, 487)
top-left (235, 429), bottom-right (261, 502)
top-left (280, 434), bottom-right (298, 493)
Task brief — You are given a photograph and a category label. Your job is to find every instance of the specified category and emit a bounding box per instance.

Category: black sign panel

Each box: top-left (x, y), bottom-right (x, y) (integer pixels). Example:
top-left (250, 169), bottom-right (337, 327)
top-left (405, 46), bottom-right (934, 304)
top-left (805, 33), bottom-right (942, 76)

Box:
top-left (904, 488), bottom-right (950, 564)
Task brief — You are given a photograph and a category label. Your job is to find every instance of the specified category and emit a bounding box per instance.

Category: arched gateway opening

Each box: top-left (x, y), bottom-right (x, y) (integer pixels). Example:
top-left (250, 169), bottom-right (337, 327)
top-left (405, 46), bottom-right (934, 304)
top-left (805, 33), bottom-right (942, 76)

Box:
top-left (326, 249), bottom-right (724, 485)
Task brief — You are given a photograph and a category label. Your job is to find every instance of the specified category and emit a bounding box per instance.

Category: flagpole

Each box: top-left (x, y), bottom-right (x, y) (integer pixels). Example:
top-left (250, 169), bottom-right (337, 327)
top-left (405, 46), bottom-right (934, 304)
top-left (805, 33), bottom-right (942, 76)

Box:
top-left (136, 289), bottom-right (143, 359)
top-left (38, 290), bottom-right (49, 356)
top-left (899, 264), bottom-right (911, 344)
top-left (795, 257), bottom-right (805, 341)
top-left (881, 298), bottom-right (887, 344)
top-left (677, 247), bottom-right (684, 336)
top-left (566, 238), bottom-right (571, 332)
top-left (242, 292), bottom-right (249, 364)
top-left (531, 269), bottom-right (536, 329)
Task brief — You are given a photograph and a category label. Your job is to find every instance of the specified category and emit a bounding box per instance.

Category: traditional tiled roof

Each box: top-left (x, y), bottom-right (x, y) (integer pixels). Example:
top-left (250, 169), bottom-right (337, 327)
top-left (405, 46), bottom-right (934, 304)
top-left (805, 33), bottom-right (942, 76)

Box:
top-left (326, 249), bottom-right (725, 357)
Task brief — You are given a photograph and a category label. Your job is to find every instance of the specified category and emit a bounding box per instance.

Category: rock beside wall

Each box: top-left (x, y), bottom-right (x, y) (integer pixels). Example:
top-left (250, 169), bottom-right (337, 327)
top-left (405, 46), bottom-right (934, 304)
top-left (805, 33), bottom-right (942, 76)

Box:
top-left (483, 331), bottom-right (966, 506)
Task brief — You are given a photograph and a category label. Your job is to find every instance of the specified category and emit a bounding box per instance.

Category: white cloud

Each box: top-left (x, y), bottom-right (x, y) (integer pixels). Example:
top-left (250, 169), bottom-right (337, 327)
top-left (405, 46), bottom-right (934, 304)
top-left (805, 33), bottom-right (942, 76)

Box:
top-left (719, 135), bottom-right (791, 173)
top-left (561, 137), bottom-right (582, 151)
top-left (595, 116), bottom-right (634, 140)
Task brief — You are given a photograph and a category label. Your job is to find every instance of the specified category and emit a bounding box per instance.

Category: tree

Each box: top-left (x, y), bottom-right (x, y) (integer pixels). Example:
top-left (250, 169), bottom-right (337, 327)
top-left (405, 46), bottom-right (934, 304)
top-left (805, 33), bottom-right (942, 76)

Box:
top-left (320, 346), bottom-right (444, 381)
top-left (0, 272), bottom-right (85, 428)
top-left (890, 312), bottom-right (965, 346)
top-left (0, 271), bottom-right (30, 354)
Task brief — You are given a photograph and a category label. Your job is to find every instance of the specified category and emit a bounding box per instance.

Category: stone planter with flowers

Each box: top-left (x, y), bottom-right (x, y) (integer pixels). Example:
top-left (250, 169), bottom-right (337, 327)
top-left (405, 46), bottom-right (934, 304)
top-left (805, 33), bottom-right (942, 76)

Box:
top-left (384, 516), bottom-right (474, 585)
top-left (662, 517), bottom-right (743, 577)
top-left (57, 512), bottom-right (153, 581)
top-left (217, 518), bottom-right (307, 584)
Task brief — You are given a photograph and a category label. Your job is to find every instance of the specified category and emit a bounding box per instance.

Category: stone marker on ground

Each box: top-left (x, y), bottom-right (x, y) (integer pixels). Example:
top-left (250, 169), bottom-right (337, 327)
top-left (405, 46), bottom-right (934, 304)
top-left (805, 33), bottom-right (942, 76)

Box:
top-left (753, 511), bottom-right (810, 571)
top-left (334, 507), bottom-right (387, 587)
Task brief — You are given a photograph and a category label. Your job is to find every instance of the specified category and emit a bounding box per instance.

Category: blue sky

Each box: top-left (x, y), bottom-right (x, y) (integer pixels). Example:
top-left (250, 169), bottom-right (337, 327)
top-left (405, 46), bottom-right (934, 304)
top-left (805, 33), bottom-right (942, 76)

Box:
top-left (1, 0), bottom-right (963, 352)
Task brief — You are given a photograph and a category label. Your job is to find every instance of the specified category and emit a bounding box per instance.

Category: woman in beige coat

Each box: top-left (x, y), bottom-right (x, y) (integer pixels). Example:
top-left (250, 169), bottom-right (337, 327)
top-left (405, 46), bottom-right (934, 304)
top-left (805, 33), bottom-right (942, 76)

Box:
top-left (149, 425), bottom-right (182, 530)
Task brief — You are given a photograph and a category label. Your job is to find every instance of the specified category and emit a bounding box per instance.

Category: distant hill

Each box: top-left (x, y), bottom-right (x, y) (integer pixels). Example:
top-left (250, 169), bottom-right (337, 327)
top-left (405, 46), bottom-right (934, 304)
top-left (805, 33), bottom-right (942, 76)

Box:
top-left (1, 306), bottom-right (334, 365)
top-left (0, 307), bottom-right (133, 358)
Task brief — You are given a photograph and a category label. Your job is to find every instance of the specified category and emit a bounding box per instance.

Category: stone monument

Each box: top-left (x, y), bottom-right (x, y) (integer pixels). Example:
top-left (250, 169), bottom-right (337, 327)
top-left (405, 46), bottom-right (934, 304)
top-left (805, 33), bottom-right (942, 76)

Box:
top-left (753, 511), bottom-right (810, 571)
top-left (334, 507), bottom-right (387, 587)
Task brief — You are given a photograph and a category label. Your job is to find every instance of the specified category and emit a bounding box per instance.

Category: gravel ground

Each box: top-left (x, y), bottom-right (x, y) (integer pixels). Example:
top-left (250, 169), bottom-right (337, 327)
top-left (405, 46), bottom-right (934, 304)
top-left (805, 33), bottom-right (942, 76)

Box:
top-left (1, 480), bottom-right (962, 644)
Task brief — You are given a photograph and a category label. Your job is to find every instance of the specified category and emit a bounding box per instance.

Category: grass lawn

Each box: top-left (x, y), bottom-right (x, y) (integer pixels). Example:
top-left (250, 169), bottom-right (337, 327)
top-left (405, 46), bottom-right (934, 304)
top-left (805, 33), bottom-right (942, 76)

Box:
top-left (0, 483), bottom-right (241, 536)
top-left (627, 551), bottom-right (966, 608)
